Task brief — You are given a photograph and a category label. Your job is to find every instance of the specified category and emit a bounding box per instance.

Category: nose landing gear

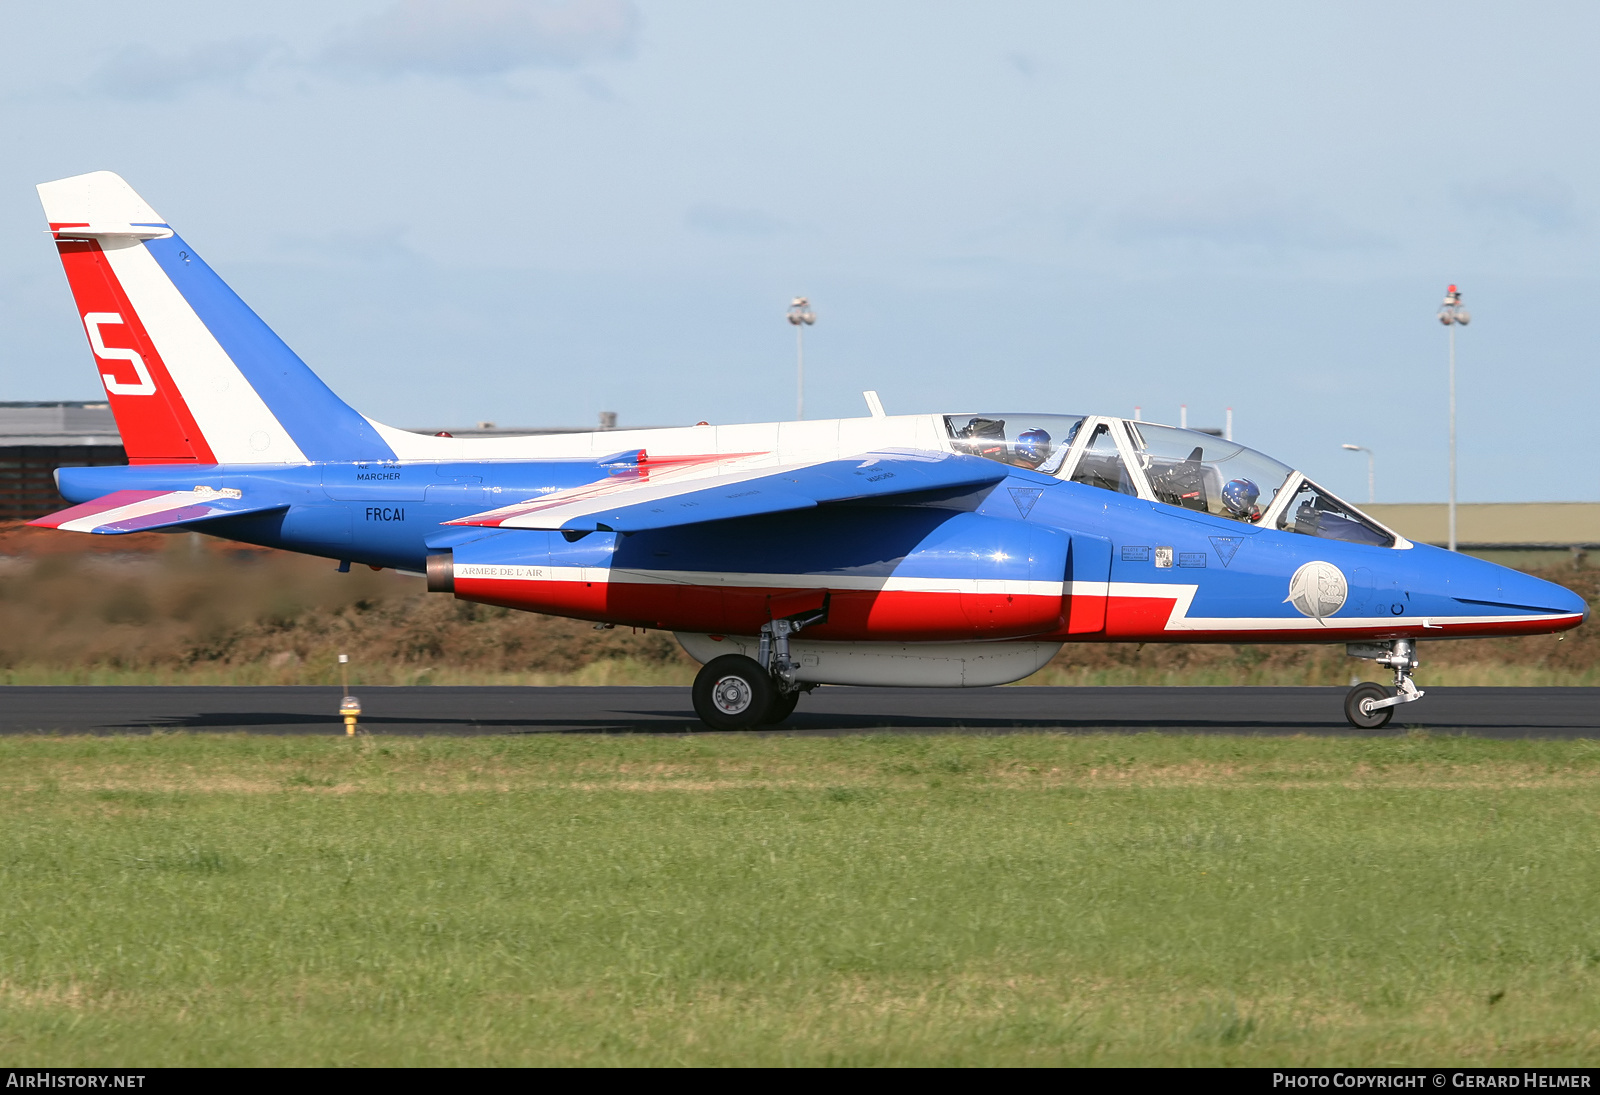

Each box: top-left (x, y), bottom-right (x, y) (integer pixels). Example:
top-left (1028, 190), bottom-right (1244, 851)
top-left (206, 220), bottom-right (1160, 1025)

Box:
top-left (1343, 639), bottom-right (1425, 729)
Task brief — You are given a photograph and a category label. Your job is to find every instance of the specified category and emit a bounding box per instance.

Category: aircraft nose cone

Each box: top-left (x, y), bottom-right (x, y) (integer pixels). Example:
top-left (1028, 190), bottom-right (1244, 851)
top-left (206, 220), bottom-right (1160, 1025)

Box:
top-left (1496, 566), bottom-right (1588, 619)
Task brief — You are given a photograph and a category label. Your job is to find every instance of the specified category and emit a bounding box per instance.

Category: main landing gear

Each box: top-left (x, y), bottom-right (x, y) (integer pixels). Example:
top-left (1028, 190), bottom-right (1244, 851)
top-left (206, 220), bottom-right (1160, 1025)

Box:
top-left (1343, 639), bottom-right (1425, 730)
top-left (691, 612), bottom-right (823, 731)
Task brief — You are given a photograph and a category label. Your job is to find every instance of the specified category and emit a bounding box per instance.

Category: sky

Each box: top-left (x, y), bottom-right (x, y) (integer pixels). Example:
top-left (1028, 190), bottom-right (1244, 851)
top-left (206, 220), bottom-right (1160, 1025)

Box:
top-left (0, 0), bottom-right (1595, 503)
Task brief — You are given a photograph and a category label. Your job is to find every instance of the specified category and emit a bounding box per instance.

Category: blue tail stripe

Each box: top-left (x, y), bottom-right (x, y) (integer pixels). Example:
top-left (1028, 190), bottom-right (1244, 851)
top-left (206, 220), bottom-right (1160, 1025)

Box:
top-left (141, 234), bottom-right (395, 463)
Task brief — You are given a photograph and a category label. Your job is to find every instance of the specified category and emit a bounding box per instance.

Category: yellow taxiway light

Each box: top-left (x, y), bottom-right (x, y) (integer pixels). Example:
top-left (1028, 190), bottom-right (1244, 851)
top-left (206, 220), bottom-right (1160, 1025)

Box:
top-left (338, 653), bottom-right (360, 735)
top-left (340, 695), bottom-right (362, 736)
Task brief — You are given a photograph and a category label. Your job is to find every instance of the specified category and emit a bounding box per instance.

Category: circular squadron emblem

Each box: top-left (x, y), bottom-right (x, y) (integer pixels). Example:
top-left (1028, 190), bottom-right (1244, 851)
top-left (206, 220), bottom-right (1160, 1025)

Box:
top-left (1286, 560), bottom-right (1348, 619)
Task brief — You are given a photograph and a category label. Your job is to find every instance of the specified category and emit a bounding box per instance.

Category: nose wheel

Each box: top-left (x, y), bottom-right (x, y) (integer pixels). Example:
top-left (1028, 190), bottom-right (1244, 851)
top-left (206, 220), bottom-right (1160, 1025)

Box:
top-left (1344, 682), bottom-right (1394, 729)
top-left (1343, 639), bottom-right (1425, 730)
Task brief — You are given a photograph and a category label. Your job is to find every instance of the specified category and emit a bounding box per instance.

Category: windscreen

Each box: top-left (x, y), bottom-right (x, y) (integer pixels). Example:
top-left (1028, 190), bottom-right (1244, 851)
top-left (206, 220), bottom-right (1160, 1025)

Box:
top-left (1124, 422), bottom-right (1293, 525)
top-left (1276, 479), bottom-right (1396, 547)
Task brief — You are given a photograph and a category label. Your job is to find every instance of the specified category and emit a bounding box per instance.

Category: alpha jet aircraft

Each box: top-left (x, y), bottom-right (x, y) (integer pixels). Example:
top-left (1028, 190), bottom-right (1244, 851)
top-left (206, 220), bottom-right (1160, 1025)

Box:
top-left (28, 172), bottom-right (1587, 730)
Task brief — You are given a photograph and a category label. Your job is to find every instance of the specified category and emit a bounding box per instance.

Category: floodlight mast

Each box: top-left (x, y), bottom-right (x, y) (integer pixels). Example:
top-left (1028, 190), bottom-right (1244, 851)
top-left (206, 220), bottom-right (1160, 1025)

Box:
top-left (1437, 285), bottom-right (1471, 552)
top-left (1342, 443), bottom-right (1375, 504)
top-left (787, 297), bottom-right (815, 419)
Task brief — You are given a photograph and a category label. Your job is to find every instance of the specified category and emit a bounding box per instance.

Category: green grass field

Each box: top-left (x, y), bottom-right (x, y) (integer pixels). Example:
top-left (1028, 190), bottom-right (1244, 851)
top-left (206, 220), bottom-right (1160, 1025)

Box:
top-left (3, 732), bottom-right (1598, 1066)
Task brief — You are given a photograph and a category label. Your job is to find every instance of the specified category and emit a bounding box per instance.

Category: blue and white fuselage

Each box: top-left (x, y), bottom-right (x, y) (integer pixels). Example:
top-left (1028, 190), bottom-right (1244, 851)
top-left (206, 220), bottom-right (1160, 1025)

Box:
top-left (28, 171), bottom-right (1586, 721)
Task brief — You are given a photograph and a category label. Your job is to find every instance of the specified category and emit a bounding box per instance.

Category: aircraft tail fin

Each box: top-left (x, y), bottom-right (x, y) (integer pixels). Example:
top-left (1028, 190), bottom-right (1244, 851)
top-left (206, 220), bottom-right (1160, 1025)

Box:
top-left (37, 171), bottom-right (395, 465)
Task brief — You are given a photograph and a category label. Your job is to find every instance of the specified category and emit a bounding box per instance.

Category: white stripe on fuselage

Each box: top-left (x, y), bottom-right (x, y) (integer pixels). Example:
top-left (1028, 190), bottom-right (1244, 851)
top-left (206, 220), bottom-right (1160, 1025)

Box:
top-left (1078, 581), bottom-right (1578, 632)
top-left (366, 413), bottom-right (950, 464)
top-left (454, 567), bottom-right (1575, 632)
top-left (453, 564), bottom-right (1065, 598)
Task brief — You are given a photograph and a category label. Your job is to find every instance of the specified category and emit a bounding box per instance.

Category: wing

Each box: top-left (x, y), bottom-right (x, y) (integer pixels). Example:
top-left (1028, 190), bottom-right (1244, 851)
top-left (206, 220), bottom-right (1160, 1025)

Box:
top-left (447, 449), bottom-right (1012, 533)
top-left (29, 488), bottom-right (286, 534)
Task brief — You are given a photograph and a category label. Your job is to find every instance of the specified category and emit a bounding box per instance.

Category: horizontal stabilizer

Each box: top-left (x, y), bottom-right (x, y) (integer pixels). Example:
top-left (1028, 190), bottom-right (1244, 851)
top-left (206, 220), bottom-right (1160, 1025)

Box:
top-left (29, 487), bottom-right (285, 535)
top-left (447, 449), bottom-right (1012, 533)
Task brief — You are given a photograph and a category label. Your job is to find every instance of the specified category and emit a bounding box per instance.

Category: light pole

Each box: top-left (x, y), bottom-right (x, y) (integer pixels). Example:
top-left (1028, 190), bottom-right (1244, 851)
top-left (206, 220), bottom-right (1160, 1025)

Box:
top-left (1341, 443), bottom-right (1375, 504)
top-left (787, 297), bottom-right (815, 419)
top-left (1437, 285), bottom-right (1471, 551)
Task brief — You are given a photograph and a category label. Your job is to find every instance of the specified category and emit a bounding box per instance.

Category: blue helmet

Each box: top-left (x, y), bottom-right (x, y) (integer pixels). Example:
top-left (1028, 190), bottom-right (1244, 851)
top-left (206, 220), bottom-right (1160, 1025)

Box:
top-left (1015, 428), bottom-right (1052, 468)
top-left (1222, 478), bottom-right (1260, 517)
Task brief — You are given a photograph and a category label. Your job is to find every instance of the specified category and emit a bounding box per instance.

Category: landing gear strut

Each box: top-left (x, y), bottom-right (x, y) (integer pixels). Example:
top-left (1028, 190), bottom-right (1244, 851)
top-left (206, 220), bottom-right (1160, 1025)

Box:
top-left (690, 610), bottom-right (825, 731)
top-left (1343, 639), bottom-right (1425, 730)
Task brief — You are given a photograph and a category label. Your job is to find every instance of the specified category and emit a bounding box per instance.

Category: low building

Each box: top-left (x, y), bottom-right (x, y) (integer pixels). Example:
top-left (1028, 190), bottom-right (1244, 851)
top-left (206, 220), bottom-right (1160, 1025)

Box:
top-left (0, 407), bottom-right (635, 521)
top-left (408, 411), bottom-right (626, 438)
top-left (0, 402), bottom-right (125, 521)
top-left (1366, 503), bottom-right (1600, 568)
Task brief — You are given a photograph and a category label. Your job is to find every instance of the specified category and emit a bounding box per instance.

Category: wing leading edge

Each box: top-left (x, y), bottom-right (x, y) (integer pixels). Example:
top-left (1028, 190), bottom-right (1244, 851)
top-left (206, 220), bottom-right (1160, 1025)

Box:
top-left (446, 449), bottom-right (1014, 533)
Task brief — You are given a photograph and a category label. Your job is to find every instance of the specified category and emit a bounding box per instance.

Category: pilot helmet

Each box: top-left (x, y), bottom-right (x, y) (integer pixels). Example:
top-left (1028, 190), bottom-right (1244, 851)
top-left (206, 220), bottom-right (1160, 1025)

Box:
top-left (1222, 477), bottom-right (1260, 517)
top-left (1014, 428), bottom-right (1052, 468)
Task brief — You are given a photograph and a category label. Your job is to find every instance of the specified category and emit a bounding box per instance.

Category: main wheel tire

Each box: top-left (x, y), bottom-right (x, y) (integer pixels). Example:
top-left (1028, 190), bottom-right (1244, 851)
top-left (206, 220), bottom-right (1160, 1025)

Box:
top-left (764, 690), bottom-right (800, 726)
top-left (1344, 682), bottom-right (1394, 729)
top-left (692, 655), bottom-right (776, 731)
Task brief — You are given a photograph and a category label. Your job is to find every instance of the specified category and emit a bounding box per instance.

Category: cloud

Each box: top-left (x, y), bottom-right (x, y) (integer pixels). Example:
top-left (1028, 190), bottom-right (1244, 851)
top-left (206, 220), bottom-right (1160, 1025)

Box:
top-left (77, 1), bottom-right (634, 100)
top-left (1456, 176), bottom-right (1580, 232)
top-left (321, 0), bottom-right (637, 79)
top-left (685, 205), bottom-right (789, 237)
top-left (88, 36), bottom-right (284, 101)
top-left (1112, 193), bottom-right (1385, 252)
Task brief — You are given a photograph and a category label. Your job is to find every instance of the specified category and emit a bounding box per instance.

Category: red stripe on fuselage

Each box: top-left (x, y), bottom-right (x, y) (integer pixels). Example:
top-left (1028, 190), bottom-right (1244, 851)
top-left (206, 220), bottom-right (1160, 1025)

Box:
top-left (1055, 592), bottom-right (1582, 643)
top-left (52, 237), bottom-right (214, 464)
top-left (455, 578), bottom-right (1581, 644)
top-left (453, 577), bottom-right (1066, 642)
top-left (1118, 614), bottom-right (1586, 642)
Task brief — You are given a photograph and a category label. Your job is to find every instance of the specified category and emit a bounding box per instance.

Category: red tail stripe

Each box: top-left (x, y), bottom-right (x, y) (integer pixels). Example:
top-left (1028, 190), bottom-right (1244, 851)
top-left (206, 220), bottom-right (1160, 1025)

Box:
top-left (52, 239), bottom-right (215, 464)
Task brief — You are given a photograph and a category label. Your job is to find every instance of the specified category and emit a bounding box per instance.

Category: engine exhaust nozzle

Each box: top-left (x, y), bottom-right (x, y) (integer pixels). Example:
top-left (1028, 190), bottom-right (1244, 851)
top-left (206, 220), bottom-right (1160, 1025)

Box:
top-left (426, 551), bottom-right (454, 593)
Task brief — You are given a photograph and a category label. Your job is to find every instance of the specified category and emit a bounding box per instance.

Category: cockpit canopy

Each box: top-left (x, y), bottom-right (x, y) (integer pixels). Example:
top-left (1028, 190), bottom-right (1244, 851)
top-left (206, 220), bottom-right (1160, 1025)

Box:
top-left (947, 413), bottom-right (1084, 474)
top-left (943, 413), bottom-right (1399, 548)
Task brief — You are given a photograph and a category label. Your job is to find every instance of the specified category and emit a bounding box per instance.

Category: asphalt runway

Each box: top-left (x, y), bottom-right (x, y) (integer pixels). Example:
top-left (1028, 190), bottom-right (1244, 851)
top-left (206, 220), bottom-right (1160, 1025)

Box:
top-left (0, 685), bottom-right (1594, 738)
